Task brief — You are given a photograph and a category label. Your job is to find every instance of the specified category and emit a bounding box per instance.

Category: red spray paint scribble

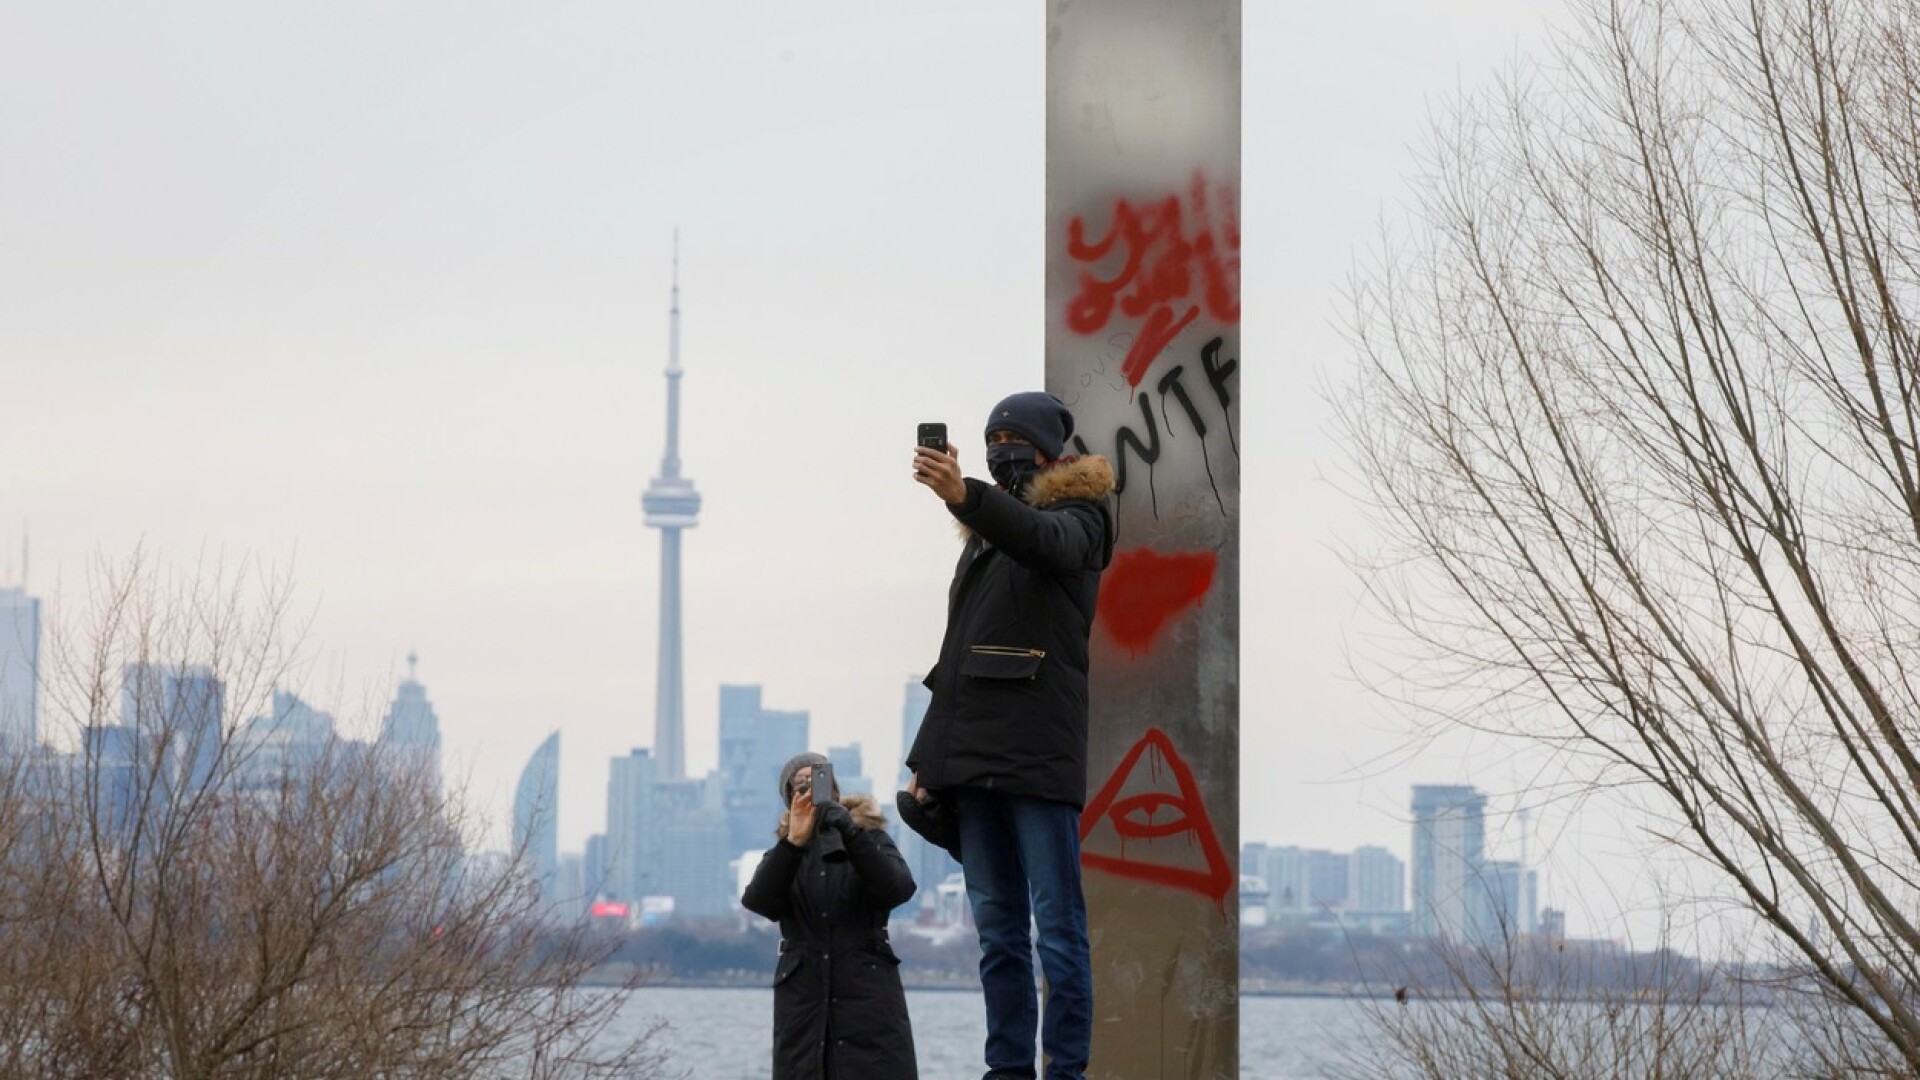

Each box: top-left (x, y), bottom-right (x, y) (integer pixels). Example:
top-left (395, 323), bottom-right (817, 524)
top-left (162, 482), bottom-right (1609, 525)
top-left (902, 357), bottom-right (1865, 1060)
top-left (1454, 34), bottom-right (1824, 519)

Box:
top-left (1098, 547), bottom-right (1218, 656)
top-left (1065, 171), bottom-right (1240, 389)
top-left (1080, 727), bottom-right (1232, 909)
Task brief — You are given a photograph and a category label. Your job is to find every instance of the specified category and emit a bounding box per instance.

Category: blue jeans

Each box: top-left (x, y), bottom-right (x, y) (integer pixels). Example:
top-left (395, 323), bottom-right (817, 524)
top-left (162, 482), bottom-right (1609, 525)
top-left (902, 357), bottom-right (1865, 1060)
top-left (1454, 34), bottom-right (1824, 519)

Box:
top-left (955, 788), bottom-right (1092, 1080)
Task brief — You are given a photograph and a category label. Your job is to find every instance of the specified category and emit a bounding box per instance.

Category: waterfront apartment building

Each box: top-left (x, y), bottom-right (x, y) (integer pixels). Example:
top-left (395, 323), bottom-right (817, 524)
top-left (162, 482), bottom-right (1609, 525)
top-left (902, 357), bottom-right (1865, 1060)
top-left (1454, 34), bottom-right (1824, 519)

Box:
top-left (1485, 858), bottom-right (1539, 937)
top-left (1243, 842), bottom-right (1407, 930)
top-left (1411, 784), bottom-right (1490, 941)
top-left (1349, 845), bottom-right (1406, 914)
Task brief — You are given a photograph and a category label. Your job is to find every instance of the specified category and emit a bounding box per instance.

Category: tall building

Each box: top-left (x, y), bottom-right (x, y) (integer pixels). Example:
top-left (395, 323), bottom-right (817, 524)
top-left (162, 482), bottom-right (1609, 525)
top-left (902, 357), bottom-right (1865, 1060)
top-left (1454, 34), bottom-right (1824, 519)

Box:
top-left (1411, 784), bottom-right (1489, 941)
top-left (122, 662), bottom-right (224, 792)
top-left (80, 723), bottom-right (139, 834)
top-left (894, 677), bottom-right (957, 915)
top-left (646, 776), bottom-right (729, 917)
top-left (1257, 846), bottom-right (1346, 914)
top-left (513, 730), bottom-right (561, 912)
top-left (378, 652), bottom-right (442, 791)
top-left (641, 238), bottom-right (701, 780)
top-left (234, 690), bottom-right (336, 790)
top-left (1538, 907), bottom-right (1566, 941)
top-left (1484, 859), bottom-right (1538, 936)
top-left (1307, 849), bottom-right (1351, 910)
top-left (1349, 845), bottom-right (1406, 914)
top-left (605, 750), bottom-right (655, 904)
top-left (583, 833), bottom-right (609, 901)
top-left (0, 587), bottom-right (40, 748)
top-left (1263, 846), bottom-right (1310, 913)
top-left (593, 242), bottom-right (729, 923)
top-left (826, 743), bottom-right (871, 799)
top-left (605, 748), bottom-right (730, 918)
top-left (1241, 840), bottom-right (1269, 878)
top-left (555, 853), bottom-right (587, 921)
top-left (716, 685), bottom-right (808, 853)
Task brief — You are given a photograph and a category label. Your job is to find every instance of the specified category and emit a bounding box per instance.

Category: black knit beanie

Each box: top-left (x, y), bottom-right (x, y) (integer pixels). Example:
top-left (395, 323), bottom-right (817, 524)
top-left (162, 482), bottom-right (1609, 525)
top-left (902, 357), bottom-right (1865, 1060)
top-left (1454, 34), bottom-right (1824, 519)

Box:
top-left (983, 392), bottom-right (1074, 460)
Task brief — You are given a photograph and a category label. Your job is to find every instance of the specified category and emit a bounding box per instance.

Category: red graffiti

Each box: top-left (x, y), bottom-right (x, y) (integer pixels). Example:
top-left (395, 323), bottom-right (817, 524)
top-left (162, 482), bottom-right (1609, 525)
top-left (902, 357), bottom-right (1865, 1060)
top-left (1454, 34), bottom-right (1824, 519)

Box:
top-left (1065, 171), bottom-right (1240, 389)
top-left (1080, 728), bottom-right (1232, 907)
top-left (1097, 547), bottom-right (1218, 656)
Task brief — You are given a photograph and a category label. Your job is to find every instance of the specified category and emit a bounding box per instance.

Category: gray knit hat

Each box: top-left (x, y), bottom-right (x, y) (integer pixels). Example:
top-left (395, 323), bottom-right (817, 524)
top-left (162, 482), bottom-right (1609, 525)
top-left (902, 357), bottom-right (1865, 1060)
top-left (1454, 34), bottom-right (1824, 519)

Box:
top-left (778, 752), bottom-right (831, 802)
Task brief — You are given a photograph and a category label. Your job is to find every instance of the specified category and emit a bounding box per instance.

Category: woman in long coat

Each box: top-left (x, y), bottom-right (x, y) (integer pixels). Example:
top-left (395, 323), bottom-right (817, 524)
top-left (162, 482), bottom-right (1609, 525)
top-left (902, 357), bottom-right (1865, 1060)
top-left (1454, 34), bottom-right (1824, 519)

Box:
top-left (740, 752), bottom-right (919, 1080)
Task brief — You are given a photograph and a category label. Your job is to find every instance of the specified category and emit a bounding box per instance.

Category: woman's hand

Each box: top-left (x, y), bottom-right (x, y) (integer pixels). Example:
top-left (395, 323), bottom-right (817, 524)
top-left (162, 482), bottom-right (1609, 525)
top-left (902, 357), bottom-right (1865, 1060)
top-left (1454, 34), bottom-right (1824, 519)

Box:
top-left (787, 778), bottom-right (818, 846)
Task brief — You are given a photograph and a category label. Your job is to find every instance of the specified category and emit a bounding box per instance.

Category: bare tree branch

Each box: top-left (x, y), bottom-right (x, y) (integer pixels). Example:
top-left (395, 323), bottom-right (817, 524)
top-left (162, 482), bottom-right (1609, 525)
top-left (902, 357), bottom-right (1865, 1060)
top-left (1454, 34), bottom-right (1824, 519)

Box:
top-left (1341, 0), bottom-right (1920, 1071)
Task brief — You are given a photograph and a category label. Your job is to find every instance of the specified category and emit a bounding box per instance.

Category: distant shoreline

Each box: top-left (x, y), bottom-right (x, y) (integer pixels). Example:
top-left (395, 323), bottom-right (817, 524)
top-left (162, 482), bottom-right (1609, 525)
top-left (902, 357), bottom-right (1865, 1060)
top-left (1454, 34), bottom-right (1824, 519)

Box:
top-left (607, 976), bottom-right (1772, 1007)
top-left (599, 973), bottom-right (1398, 1000)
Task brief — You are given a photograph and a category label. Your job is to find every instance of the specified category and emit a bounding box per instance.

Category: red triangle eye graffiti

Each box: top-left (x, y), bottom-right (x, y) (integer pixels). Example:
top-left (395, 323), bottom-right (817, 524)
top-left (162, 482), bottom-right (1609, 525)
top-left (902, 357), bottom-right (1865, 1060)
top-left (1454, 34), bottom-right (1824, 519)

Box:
top-left (1078, 727), bottom-right (1232, 908)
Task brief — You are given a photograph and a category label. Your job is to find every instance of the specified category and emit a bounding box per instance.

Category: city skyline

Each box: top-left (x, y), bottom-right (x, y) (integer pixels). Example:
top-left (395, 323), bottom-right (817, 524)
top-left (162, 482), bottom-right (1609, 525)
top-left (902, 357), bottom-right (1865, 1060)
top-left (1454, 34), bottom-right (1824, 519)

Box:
top-left (3, 1), bottom-right (1652, 939)
top-left (1239, 783), bottom-right (1544, 947)
top-left (0, 559), bottom-right (1527, 872)
top-left (0, 559), bottom-right (1529, 873)
top-left (0, 568), bottom-right (1551, 933)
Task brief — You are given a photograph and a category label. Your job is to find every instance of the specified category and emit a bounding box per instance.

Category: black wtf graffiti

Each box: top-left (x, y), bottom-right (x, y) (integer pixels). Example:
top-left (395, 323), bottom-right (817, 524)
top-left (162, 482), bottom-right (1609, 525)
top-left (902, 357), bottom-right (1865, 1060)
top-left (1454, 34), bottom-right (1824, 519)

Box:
top-left (1071, 336), bottom-right (1238, 520)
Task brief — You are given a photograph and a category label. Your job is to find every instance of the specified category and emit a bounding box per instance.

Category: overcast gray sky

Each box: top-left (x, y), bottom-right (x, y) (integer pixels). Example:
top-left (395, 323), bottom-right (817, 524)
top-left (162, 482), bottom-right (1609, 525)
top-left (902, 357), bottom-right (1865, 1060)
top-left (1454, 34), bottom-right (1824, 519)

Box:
top-left (2, 2), bottom-right (1655, 932)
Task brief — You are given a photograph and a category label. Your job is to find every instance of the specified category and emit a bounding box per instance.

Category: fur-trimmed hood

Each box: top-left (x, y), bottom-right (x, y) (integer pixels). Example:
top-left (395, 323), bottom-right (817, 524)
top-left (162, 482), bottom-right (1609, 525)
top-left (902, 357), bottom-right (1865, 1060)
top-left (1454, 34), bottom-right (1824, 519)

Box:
top-left (956, 455), bottom-right (1114, 541)
top-left (775, 791), bottom-right (888, 841)
top-left (1022, 455), bottom-right (1114, 507)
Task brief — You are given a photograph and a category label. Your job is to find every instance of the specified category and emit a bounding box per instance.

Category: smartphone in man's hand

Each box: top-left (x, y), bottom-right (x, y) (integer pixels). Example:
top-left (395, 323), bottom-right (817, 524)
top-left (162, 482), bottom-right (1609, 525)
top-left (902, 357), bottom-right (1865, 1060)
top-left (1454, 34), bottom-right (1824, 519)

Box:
top-left (917, 422), bottom-right (947, 451)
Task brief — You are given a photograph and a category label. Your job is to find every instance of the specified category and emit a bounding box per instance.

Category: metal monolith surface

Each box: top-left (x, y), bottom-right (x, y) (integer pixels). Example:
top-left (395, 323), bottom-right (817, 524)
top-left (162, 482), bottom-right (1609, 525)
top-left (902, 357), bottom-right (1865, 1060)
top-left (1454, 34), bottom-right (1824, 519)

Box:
top-left (1046, 2), bottom-right (1241, 1077)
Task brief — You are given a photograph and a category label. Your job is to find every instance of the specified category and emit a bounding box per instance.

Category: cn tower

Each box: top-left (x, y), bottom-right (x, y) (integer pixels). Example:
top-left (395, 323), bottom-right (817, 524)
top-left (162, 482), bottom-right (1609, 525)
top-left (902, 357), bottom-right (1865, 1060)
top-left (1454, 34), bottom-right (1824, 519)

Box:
top-left (641, 234), bottom-right (700, 779)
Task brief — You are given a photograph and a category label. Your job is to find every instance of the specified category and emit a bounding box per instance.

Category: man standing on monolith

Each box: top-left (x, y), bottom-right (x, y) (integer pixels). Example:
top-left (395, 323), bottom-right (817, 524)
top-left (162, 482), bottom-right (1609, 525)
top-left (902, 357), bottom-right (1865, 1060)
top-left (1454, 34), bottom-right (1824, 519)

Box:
top-left (906, 391), bottom-right (1115, 1080)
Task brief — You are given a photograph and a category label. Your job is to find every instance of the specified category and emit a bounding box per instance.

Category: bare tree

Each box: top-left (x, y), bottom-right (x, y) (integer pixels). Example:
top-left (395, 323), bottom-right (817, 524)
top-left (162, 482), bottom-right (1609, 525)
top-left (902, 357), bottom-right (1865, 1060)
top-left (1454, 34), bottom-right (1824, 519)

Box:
top-left (1340, 0), bottom-right (1920, 1071)
top-left (0, 557), bottom-right (674, 1079)
top-left (1325, 916), bottom-right (1783, 1079)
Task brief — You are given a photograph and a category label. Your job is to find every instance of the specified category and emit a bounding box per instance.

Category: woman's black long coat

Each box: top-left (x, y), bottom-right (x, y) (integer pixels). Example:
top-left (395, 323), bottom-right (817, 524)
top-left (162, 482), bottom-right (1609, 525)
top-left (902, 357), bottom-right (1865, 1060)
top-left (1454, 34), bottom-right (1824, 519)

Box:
top-left (739, 795), bottom-right (918, 1080)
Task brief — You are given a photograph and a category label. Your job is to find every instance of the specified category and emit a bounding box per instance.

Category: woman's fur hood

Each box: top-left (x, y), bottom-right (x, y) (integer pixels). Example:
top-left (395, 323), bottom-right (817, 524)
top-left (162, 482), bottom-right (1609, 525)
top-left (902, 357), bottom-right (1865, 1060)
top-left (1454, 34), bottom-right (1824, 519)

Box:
top-left (775, 791), bottom-right (889, 841)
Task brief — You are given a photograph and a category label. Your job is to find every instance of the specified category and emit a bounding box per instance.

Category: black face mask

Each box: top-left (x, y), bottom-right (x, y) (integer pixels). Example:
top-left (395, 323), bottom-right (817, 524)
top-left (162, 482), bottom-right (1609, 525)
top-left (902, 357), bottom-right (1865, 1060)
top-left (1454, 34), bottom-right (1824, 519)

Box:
top-left (986, 442), bottom-right (1042, 495)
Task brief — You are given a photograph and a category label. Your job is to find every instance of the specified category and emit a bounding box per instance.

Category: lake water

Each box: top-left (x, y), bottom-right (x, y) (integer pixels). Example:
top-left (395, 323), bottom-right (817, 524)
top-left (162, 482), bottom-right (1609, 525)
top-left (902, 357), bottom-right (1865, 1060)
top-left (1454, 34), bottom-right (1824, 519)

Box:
top-left (601, 987), bottom-right (1369, 1079)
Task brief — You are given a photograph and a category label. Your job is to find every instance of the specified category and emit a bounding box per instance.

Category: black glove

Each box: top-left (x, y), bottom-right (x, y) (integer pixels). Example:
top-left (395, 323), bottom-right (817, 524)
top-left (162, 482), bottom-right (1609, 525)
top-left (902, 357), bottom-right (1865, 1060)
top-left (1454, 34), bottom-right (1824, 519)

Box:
top-left (817, 801), bottom-right (855, 836)
top-left (896, 789), bottom-right (962, 863)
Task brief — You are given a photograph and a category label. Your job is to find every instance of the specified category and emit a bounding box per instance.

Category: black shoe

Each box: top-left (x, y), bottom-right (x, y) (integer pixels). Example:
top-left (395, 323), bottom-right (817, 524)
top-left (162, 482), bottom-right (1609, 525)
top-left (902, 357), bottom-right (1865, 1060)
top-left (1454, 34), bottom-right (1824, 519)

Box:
top-left (896, 788), bottom-right (963, 862)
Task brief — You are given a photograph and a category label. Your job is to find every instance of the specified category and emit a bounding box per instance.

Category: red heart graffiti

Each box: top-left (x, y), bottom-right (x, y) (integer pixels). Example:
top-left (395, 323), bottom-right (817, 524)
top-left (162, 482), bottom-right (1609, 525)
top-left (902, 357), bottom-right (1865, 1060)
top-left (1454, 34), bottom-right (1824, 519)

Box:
top-left (1097, 547), bottom-right (1218, 656)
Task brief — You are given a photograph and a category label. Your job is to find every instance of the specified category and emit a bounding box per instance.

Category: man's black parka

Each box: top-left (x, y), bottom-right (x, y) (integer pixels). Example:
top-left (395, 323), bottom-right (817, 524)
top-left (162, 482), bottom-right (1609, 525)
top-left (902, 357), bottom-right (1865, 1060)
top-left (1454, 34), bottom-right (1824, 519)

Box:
top-left (907, 455), bottom-right (1117, 808)
top-left (739, 794), bottom-right (918, 1080)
